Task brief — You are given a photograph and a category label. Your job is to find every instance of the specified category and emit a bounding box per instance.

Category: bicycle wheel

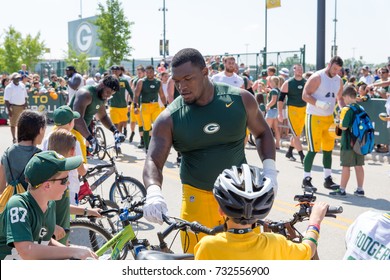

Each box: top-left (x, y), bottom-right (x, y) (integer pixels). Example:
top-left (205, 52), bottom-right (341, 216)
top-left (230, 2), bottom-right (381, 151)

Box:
top-left (90, 199), bottom-right (123, 235)
top-left (95, 126), bottom-right (107, 160)
top-left (109, 176), bottom-right (146, 221)
top-left (68, 220), bottom-right (113, 258)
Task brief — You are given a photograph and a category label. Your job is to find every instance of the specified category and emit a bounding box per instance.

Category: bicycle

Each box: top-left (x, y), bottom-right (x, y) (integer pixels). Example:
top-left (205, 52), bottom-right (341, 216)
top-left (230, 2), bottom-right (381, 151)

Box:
top-left (137, 192), bottom-right (343, 260)
top-left (68, 199), bottom-right (147, 260)
top-left (84, 140), bottom-right (146, 206)
top-left (89, 117), bottom-right (107, 160)
top-left (68, 199), bottom-right (219, 260)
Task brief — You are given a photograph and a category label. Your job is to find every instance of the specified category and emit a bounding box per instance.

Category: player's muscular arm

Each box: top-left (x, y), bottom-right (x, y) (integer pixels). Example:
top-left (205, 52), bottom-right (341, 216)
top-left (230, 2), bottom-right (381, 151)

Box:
top-left (97, 103), bottom-right (115, 131)
top-left (73, 90), bottom-right (93, 138)
top-left (143, 110), bottom-right (173, 189)
top-left (302, 74), bottom-right (321, 106)
top-left (241, 90), bottom-right (275, 161)
top-left (158, 85), bottom-right (167, 105)
top-left (134, 80), bottom-right (143, 105)
top-left (336, 79), bottom-right (346, 108)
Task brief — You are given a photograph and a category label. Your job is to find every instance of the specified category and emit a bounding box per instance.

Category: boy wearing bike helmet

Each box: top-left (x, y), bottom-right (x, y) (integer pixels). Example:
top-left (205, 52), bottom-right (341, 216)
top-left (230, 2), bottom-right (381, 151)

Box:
top-left (194, 164), bottom-right (329, 260)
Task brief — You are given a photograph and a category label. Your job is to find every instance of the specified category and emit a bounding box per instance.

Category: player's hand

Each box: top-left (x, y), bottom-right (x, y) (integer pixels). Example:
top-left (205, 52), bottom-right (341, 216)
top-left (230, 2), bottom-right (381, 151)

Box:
top-left (143, 185), bottom-right (168, 225)
top-left (262, 159), bottom-right (278, 195)
top-left (114, 131), bottom-right (125, 143)
top-left (315, 100), bottom-right (331, 111)
top-left (53, 225), bottom-right (66, 240)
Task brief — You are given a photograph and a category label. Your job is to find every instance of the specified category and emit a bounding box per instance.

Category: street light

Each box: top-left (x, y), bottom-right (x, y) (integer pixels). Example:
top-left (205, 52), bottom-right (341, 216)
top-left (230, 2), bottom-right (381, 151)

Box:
top-left (158, 0), bottom-right (168, 58)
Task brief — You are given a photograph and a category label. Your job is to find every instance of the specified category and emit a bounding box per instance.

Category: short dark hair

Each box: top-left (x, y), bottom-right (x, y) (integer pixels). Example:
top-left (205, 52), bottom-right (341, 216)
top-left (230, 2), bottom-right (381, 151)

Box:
top-left (342, 85), bottom-right (357, 98)
top-left (17, 110), bottom-right (46, 142)
top-left (102, 74), bottom-right (120, 92)
top-left (136, 65), bottom-right (145, 72)
top-left (330, 56), bottom-right (343, 67)
top-left (145, 65), bottom-right (154, 71)
top-left (171, 48), bottom-right (206, 70)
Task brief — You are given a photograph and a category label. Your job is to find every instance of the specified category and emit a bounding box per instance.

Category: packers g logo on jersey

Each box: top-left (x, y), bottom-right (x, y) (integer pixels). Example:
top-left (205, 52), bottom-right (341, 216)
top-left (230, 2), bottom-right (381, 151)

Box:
top-left (203, 123), bottom-right (220, 134)
top-left (96, 105), bottom-right (100, 109)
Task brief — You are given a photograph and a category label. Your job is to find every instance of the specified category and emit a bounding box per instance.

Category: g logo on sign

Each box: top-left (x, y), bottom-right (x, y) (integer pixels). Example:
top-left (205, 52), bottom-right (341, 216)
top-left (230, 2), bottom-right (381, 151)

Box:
top-left (76, 22), bottom-right (93, 52)
top-left (203, 123), bottom-right (220, 134)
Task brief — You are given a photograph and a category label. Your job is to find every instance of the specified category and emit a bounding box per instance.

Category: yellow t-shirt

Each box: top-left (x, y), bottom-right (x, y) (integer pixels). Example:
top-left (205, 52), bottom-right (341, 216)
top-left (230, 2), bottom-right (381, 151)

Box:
top-left (194, 231), bottom-right (312, 260)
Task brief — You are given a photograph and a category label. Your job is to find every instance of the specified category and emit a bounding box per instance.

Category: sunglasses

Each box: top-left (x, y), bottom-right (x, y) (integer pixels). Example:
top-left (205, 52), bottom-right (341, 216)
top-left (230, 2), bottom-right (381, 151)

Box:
top-left (48, 176), bottom-right (69, 185)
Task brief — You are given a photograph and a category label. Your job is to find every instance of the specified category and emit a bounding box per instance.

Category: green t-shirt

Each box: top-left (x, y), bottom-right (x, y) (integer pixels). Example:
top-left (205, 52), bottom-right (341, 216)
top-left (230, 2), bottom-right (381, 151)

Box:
top-left (140, 78), bottom-right (161, 103)
top-left (211, 62), bottom-right (224, 71)
top-left (340, 103), bottom-right (361, 150)
top-left (268, 88), bottom-right (280, 109)
top-left (55, 188), bottom-right (70, 245)
top-left (168, 82), bottom-right (247, 191)
top-left (286, 78), bottom-right (306, 107)
top-left (110, 77), bottom-right (133, 108)
top-left (0, 192), bottom-right (56, 260)
top-left (1, 145), bottom-right (41, 190)
top-left (70, 85), bottom-right (105, 127)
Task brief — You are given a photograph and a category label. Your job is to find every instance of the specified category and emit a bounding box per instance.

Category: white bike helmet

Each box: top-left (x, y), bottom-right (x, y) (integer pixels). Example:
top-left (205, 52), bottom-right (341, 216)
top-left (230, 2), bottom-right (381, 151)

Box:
top-left (213, 164), bottom-right (274, 225)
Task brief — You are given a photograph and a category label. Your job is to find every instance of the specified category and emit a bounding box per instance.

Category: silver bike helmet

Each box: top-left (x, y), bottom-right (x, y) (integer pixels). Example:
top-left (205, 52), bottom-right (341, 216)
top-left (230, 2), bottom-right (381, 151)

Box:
top-left (213, 164), bottom-right (274, 225)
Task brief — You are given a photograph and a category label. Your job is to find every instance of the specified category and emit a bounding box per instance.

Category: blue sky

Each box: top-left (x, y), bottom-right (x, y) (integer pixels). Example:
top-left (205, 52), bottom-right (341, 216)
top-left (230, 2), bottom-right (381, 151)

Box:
top-left (1, 0), bottom-right (389, 66)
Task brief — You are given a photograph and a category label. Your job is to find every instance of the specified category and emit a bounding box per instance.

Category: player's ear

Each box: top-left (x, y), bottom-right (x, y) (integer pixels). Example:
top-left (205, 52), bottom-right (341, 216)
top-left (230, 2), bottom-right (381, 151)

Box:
top-left (201, 67), bottom-right (209, 77)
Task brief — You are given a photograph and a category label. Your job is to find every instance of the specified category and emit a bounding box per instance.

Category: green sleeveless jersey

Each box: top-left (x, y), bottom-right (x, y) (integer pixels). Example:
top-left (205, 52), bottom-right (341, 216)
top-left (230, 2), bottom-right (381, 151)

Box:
top-left (140, 78), bottom-right (161, 103)
top-left (286, 78), bottom-right (306, 107)
top-left (168, 82), bottom-right (247, 191)
top-left (0, 192), bottom-right (56, 260)
top-left (70, 85), bottom-right (105, 126)
top-left (110, 77), bottom-right (132, 108)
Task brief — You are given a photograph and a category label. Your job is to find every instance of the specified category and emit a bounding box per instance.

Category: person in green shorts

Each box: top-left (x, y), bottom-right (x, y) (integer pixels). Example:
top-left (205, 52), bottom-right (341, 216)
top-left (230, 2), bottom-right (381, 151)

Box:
top-left (142, 48), bottom-right (278, 254)
top-left (330, 86), bottom-right (365, 197)
top-left (0, 151), bottom-right (97, 260)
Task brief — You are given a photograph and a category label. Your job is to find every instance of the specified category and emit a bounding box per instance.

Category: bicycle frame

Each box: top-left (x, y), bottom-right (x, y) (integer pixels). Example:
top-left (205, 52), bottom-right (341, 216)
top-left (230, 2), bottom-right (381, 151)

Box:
top-left (95, 223), bottom-right (137, 260)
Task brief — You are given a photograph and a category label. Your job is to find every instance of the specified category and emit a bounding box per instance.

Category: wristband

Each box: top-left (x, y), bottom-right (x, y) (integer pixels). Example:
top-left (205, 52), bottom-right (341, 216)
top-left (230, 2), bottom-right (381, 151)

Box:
top-left (307, 229), bottom-right (320, 239)
top-left (83, 207), bottom-right (88, 216)
top-left (309, 223), bottom-right (321, 231)
top-left (110, 126), bottom-right (117, 133)
top-left (303, 236), bottom-right (318, 247)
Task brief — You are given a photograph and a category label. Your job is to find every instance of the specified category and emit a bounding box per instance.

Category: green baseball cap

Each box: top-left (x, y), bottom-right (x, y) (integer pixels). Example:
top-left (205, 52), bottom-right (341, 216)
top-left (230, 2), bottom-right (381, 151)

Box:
top-left (53, 105), bottom-right (80, 126)
top-left (24, 151), bottom-right (82, 188)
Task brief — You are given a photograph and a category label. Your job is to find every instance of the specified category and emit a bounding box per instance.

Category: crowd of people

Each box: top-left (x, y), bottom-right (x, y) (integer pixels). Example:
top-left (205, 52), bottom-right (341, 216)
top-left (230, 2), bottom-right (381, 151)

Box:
top-left (0, 50), bottom-right (389, 260)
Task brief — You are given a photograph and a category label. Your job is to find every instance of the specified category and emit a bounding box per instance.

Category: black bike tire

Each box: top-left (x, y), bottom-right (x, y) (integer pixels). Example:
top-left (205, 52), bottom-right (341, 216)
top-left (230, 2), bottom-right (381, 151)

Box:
top-left (108, 176), bottom-right (146, 221)
top-left (69, 219), bottom-right (129, 260)
top-left (95, 126), bottom-right (107, 160)
top-left (69, 219), bottom-right (113, 253)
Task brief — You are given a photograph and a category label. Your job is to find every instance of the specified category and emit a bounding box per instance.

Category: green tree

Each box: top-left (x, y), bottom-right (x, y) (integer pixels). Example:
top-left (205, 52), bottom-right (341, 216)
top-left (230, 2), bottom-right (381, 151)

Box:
top-left (20, 33), bottom-right (46, 72)
top-left (95, 0), bottom-right (134, 68)
top-left (65, 44), bottom-right (89, 75)
top-left (1, 26), bottom-right (22, 73)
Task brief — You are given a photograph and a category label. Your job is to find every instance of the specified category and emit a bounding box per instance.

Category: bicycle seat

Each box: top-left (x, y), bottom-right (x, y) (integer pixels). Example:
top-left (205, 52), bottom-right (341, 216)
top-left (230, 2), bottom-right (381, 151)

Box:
top-left (135, 250), bottom-right (194, 260)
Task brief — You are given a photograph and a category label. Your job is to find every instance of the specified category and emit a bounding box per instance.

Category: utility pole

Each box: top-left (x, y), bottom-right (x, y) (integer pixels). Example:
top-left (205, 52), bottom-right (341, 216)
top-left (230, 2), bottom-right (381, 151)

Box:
top-left (79, 0), bottom-right (82, 19)
top-left (332, 0), bottom-right (338, 57)
top-left (159, 0), bottom-right (168, 59)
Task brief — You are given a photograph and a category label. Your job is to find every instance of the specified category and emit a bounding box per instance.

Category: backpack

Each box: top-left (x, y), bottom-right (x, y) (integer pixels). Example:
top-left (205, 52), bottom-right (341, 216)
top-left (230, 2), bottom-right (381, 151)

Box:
top-left (0, 155), bottom-right (26, 213)
top-left (347, 104), bottom-right (375, 156)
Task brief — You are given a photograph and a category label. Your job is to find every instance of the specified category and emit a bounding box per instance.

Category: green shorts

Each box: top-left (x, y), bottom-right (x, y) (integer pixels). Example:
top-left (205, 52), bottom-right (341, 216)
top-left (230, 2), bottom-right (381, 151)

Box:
top-left (340, 150), bottom-right (365, 167)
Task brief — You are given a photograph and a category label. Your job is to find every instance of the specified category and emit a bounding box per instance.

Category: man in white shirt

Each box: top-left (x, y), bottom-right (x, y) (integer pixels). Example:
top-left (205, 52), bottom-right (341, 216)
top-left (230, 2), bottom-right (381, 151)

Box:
top-left (344, 210), bottom-right (390, 260)
top-left (4, 72), bottom-right (28, 143)
top-left (65, 66), bottom-right (83, 105)
top-left (359, 65), bottom-right (374, 85)
top-left (211, 56), bottom-right (244, 88)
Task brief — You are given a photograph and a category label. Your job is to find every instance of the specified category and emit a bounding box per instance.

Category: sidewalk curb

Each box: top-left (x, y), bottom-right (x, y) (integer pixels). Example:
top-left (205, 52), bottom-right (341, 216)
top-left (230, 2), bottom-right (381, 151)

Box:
top-left (280, 139), bottom-right (390, 164)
